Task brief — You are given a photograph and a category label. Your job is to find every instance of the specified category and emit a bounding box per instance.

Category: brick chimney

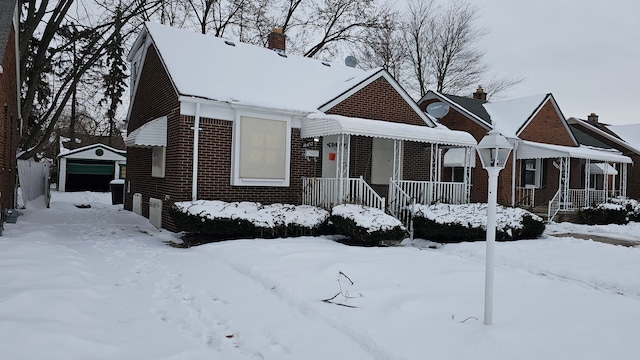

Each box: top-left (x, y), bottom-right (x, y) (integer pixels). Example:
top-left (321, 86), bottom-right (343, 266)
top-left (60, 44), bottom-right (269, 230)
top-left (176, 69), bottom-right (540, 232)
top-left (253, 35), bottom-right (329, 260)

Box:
top-left (587, 112), bottom-right (599, 123)
top-left (472, 86), bottom-right (487, 101)
top-left (267, 28), bottom-right (286, 54)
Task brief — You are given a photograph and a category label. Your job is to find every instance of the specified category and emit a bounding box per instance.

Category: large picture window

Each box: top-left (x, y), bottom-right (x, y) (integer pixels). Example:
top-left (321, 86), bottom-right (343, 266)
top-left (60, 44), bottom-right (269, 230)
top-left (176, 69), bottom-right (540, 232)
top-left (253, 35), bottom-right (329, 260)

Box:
top-left (232, 115), bottom-right (291, 186)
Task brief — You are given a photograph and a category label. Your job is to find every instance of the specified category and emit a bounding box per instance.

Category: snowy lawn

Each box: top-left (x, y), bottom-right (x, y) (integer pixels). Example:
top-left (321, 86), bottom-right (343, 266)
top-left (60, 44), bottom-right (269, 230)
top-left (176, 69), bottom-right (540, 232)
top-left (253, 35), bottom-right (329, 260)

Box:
top-left (1, 191), bottom-right (640, 359)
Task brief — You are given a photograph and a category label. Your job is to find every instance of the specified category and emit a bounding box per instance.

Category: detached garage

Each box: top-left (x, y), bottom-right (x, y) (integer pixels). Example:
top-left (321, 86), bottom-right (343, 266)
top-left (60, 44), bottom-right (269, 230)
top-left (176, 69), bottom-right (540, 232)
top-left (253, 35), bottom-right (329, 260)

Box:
top-left (57, 144), bottom-right (126, 192)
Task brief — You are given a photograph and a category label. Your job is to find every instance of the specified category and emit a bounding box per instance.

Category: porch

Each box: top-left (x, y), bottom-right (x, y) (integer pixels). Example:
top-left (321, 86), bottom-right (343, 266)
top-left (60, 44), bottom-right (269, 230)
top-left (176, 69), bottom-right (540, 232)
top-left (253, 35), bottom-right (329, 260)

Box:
top-left (299, 114), bottom-right (477, 227)
top-left (514, 141), bottom-right (632, 222)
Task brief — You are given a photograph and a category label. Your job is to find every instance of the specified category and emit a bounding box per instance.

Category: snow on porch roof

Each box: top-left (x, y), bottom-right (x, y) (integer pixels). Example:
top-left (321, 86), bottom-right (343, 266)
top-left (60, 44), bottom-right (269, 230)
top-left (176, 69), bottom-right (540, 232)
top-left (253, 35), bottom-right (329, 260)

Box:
top-left (302, 114), bottom-right (476, 147)
top-left (590, 163), bottom-right (618, 175)
top-left (125, 116), bottom-right (167, 147)
top-left (518, 140), bottom-right (632, 163)
top-left (144, 22), bottom-right (374, 113)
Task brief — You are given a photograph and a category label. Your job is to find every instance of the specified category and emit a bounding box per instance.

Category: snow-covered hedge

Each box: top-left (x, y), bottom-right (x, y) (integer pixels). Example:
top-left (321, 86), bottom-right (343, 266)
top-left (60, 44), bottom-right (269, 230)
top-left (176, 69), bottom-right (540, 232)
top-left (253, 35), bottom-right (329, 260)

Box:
top-left (609, 197), bottom-right (640, 222)
top-left (330, 204), bottom-right (407, 246)
top-left (577, 202), bottom-right (628, 225)
top-left (169, 200), bottom-right (330, 245)
top-left (412, 203), bottom-right (545, 243)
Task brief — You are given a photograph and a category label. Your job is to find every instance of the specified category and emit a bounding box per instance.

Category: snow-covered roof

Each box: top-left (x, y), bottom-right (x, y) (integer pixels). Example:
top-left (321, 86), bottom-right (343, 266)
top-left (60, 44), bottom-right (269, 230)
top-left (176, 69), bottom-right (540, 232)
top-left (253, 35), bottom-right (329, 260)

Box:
top-left (482, 94), bottom-right (547, 138)
top-left (301, 114), bottom-right (476, 147)
top-left (605, 124), bottom-right (640, 154)
top-left (57, 143), bottom-right (126, 160)
top-left (143, 22), bottom-right (376, 113)
top-left (518, 141), bottom-right (632, 163)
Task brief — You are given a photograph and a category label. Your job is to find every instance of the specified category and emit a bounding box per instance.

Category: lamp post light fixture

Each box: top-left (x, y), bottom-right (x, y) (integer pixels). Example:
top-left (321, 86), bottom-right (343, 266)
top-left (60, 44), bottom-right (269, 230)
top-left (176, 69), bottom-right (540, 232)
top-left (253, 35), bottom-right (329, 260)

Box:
top-left (476, 129), bottom-right (513, 325)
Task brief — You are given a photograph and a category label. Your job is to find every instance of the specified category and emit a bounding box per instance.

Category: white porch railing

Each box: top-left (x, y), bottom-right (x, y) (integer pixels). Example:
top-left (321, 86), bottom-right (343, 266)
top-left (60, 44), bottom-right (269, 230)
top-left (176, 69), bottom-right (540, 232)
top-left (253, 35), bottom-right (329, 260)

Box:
top-left (548, 190), bottom-right (561, 223)
top-left (388, 180), bottom-right (415, 232)
top-left (395, 180), bottom-right (467, 205)
top-left (568, 189), bottom-right (610, 209)
top-left (515, 187), bottom-right (535, 208)
top-left (302, 177), bottom-right (385, 211)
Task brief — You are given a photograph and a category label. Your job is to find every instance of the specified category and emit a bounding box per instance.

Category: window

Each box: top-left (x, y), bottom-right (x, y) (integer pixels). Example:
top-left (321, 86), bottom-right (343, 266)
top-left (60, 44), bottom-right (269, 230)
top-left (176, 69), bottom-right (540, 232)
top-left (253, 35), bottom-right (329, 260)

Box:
top-left (452, 167), bottom-right (468, 183)
top-left (152, 146), bottom-right (165, 178)
top-left (521, 159), bottom-right (545, 188)
top-left (232, 114), bottom-right (291, 186)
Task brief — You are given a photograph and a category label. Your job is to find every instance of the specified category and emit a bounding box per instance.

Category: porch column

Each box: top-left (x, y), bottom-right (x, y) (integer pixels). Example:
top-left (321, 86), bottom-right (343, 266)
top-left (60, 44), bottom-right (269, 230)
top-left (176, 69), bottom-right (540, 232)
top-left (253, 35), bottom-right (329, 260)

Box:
top-left (336, 134), bottom-right (351, 204)
top-left (585, 159), bottom-right (591, 208)
top-left (464, 146), bottom-right (473, 203)
top-left (622, 163), bottom-right (628, 198)
top-left (392, 139), bottom-right (403, 181)
top-left (559, 157), bottom-right (570, 210)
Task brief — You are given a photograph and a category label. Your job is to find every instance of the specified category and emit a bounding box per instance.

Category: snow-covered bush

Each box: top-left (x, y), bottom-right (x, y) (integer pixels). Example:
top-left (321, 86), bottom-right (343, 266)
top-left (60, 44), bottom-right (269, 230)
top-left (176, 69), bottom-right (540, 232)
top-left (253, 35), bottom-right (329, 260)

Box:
top-left (169, 200), bottom-right (330, 245)
top-left (577, 203), bottom-right (628, 225)
top-left (412, 203), bottom-right (545, 243)
top-left (330, 204), bottom-right (407, 246)
top-left (608, 197), bottom-right (640, 222)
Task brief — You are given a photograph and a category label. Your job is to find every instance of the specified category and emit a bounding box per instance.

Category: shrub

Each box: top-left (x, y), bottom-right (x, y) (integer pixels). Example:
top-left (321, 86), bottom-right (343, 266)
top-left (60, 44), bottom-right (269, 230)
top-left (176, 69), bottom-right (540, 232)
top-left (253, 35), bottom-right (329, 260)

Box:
top-left (412, 203), bottom-right (545, 243)
top-left (577, 203), bottom-right (628, 225)
top-left (609, 197), bottom-right (640, 222)
top-left (169, 201), bottom-right (330, 245)
top-left (330, 204), bottom-right (407, 246)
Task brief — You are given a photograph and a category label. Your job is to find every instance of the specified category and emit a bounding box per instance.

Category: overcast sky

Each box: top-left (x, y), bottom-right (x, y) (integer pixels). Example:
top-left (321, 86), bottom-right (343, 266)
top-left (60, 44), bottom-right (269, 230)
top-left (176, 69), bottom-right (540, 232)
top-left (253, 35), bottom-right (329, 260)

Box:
top-left (474, 0), bottom-right (639, 125)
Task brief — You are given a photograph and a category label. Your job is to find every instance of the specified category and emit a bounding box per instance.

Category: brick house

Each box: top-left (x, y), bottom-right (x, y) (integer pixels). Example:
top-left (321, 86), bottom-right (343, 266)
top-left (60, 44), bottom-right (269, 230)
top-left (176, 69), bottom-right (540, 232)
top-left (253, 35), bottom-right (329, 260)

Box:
top-left (0, 0), bottom-right (20, 212)
top-left (568, 114), bottom-right (640, 200)
top-left (124, 23), bottom-right (476, 231)
top-left (418, 88), bottom-right (631, 221)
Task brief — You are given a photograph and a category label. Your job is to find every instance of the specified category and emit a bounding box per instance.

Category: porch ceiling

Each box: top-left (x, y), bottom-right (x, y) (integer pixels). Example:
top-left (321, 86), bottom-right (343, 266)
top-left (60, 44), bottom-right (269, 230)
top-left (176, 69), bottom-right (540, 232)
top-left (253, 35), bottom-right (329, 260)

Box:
top-left (302, 114), bottom-right (477, 147)
top-left (125, 116), bottom-right (167, 148)
top-left (517, 141), bottom-right (632, 164)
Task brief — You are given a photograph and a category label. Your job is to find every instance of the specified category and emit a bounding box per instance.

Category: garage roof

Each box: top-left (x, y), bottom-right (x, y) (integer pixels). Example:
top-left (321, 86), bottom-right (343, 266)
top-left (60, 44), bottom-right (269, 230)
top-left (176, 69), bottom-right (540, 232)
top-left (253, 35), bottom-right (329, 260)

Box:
top-left (58, 143), bottom-right (126, 161)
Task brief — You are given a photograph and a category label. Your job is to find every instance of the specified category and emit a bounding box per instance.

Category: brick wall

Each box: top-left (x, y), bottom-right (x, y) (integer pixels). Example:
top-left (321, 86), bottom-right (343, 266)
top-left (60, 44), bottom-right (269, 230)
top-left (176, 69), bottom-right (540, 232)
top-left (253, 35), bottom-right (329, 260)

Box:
top-left (519, 100), bottom-right (575, 146)
top-left (327, 77), bottom-right (427, 126)
top-left (124, 44), bottom-right (183, 230)
top-left (0, 27), bottom-right (18, 210)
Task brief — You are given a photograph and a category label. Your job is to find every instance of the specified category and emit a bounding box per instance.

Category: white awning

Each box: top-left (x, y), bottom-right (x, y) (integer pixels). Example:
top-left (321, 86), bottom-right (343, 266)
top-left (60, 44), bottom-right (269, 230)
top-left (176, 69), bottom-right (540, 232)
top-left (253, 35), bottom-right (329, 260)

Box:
top-left (443, 147), bottom-right (476, 167)
top-left (125, 116), bottom-right (167, 147)
top-left (302, 113), bottom-right (477, 147)
top-left (517, 141), bottom-right (632, 164)
top-left (589, 163), bottom-right (618, 175)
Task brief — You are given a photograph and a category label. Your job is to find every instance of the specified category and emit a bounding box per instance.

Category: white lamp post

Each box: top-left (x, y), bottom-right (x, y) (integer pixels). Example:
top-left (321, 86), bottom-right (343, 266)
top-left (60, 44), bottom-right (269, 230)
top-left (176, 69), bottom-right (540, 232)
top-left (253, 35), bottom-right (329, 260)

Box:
top-left (476, 129), bottom-right (513, 325)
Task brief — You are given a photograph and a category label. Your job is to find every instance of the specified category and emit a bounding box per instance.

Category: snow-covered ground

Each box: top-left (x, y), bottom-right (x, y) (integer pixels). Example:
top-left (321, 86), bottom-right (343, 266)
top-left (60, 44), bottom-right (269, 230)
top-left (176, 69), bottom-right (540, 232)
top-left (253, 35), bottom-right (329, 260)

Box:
top-left (1, 191), bottom-right (640, 360)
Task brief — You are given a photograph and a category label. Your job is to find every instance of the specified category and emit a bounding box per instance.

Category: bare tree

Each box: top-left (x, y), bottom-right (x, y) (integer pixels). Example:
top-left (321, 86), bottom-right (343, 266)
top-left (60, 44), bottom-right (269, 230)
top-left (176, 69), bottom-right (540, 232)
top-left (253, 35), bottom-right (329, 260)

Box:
top-left (403, 0), bottom-right (435, 97)
top-left (355, 4), bottom-right (406, 80)
top-left (18, 0), bottom-right (158, 160)
top-left (430, 0), bottom-right (487, 94)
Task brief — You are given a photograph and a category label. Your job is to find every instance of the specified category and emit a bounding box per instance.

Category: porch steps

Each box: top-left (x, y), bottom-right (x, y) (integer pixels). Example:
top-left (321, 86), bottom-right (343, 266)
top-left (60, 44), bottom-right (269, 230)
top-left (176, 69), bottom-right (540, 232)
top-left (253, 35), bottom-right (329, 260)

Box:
top-left (527, 205), bottom-right (581, 224)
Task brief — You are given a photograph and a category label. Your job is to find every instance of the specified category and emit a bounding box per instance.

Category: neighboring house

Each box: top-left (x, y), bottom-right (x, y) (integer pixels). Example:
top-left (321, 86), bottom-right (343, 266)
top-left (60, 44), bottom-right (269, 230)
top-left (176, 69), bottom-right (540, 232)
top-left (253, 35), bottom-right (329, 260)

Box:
top-left (419, 88), bottom-right (632, 221)
top-left (568, 114), bottom-right (640, 200)
top-left (57, 144), bottom-right (126, 192)
top-left (125, 23), bottom-right (476, 230)
top-left (0, 0), bottom-right (20, 211)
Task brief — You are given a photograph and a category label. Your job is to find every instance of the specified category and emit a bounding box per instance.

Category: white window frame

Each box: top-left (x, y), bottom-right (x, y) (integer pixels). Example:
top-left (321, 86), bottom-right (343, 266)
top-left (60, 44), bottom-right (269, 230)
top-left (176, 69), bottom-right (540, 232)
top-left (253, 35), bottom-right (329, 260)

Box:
top-left (522, 158), bottom-right (542, 188)
top-left (152, 146), bottom-right (166, 178)
top-left (231, 112), bottom-right (291, 187)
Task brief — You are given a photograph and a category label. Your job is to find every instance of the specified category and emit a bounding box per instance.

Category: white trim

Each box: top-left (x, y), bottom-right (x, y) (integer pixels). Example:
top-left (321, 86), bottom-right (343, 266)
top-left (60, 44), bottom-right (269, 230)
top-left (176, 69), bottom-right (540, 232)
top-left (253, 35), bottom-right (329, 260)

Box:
top-left (58, 143), bottom-right (126, 160)
top-left (231, 112), bottom-right (291, 187)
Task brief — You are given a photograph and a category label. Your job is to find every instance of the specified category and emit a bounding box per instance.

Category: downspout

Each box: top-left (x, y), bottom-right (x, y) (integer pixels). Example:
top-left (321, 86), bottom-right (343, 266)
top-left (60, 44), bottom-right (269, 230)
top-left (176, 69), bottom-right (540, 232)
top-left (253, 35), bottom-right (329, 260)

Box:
top-left (191, 102), bottom-right (201, 201)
